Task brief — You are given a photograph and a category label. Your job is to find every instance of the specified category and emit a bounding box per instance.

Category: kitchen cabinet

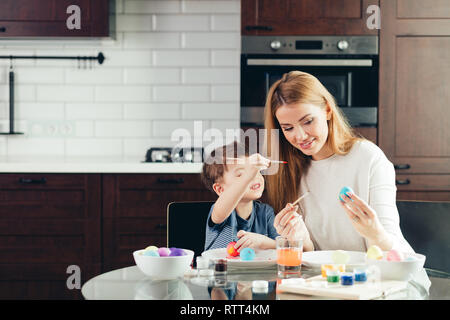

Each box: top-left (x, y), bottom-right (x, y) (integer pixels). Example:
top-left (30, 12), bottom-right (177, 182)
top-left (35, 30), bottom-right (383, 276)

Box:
top-left (242, 0), bottom-right (379, 35)
top-left (0, 172), bottom-right (215, 299)
top-left (0, 174), bottom-right (101, 300)
top-left (0, 0), bottom-right (109, 37)
top-left (102, 174), bottom-right (216, 272)
top-left (379, 0), bottom-right (450, 201)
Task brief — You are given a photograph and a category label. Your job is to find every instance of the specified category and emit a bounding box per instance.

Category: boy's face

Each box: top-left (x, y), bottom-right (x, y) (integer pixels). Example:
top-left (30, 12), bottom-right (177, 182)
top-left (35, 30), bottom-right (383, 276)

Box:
top-left (214, 159), bottom-right (265, 201)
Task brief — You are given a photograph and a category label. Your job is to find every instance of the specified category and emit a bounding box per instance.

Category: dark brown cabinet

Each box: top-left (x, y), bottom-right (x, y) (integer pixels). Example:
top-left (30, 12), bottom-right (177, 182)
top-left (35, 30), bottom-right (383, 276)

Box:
top-left (0, 174), bottom-right (101, 299)
top-left (0, 0), bottom-right (109, 37)
top-left (102, 174), bottom-right (216, 272)
top-left (242, 0), bottom-right (379, 35)
top-left (379, 0), bottom-right (450, 201)
top-left (0, 172), bottom-right (215, 299)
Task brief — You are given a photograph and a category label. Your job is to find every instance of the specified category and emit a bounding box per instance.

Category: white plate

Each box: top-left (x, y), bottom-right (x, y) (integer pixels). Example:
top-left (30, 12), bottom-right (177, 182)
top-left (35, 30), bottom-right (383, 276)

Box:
top-left (201, 248), bottom-right (277, 269)
top-left (302, 250), bottom-right (367, 271)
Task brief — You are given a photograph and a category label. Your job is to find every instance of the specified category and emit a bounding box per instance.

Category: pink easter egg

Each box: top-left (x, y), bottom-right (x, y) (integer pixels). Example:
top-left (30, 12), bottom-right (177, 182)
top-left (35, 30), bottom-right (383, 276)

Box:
top-left (386, 249), bottom-right (404, 262)
top-left (158, 247), bottom-right (171, 257)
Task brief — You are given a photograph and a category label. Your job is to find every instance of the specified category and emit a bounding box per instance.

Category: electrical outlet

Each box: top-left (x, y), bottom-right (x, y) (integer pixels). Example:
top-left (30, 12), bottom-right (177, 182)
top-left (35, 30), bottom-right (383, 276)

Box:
top-left (28, 120), bottom-right (75, 137)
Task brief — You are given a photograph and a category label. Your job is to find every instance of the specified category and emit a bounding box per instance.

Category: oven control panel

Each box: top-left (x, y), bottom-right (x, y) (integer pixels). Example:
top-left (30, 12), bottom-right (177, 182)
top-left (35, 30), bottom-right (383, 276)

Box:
top-left (243, 36), bottom-right (378, 55)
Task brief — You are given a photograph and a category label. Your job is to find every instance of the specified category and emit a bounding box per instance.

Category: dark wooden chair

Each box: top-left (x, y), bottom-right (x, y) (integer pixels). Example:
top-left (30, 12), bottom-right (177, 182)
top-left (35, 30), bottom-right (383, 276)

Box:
top-left (167, 201), bottom-right (215, 264)
top-left (397, 200), bottom-right (450, 273)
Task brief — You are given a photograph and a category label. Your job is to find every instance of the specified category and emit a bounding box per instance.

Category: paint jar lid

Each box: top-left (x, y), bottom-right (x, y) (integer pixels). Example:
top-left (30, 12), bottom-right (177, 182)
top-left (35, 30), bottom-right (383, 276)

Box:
top-left (252, 280), bottom-right (268, 290)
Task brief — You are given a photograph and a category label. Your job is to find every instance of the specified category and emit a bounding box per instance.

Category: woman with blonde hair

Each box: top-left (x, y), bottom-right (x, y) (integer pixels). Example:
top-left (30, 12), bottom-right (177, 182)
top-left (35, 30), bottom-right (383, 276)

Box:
top-left (265, 70), bottom-right (419, 256)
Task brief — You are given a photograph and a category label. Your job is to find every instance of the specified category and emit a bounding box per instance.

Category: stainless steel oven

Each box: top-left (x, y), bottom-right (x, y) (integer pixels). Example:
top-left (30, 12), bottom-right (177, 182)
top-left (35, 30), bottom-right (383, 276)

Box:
top-left (241, 36), bottom-right (378, 127)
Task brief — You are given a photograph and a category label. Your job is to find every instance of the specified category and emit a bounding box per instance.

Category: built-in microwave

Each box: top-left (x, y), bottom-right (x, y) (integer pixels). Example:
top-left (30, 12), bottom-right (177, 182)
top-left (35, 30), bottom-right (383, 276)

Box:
top-left (241, 36), bottom-right (379, 127)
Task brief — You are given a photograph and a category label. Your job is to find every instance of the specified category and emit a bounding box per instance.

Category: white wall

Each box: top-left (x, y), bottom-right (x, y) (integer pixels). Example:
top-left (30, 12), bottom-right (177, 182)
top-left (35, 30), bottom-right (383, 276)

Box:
top-left (0, 0), bottom-right (241, 158)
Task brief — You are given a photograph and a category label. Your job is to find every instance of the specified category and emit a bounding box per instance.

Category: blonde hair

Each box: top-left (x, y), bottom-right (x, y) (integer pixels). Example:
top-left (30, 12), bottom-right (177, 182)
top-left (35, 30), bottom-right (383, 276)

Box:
top-left (264, 71), bottom-right (364, 213)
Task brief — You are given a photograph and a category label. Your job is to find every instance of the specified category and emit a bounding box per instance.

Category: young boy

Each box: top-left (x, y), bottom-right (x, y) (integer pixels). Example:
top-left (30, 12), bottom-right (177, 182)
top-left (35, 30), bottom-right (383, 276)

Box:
top-left (201, 141), bottom-right (300, 252)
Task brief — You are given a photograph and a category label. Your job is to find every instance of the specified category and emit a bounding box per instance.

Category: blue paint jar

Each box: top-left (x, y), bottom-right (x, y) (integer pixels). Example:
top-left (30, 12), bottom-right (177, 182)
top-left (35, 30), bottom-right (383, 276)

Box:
top-left (354, 269), bottom-right (368, 282)
top-left (340, 273), bottom-right (354, 286)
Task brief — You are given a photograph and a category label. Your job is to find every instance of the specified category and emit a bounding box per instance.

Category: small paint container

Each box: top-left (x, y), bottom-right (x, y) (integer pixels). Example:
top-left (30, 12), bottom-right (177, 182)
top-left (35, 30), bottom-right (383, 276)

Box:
top-left (326, 269), bottom-right (340, 284)
top-left (196, 256), bottom-right (209, 270)
top-left (354, 268), bottom-right (368, 283)
top-left (321, 264), bottom-right (346, 278)
top-left (214, 258), bottom-right (227, 275)
top-left (340, 273), bottom-right (354, 286)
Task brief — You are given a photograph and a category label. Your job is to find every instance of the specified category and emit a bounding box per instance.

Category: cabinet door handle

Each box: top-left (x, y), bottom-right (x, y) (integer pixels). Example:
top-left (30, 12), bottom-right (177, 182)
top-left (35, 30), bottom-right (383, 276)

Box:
top-left (394, 164), bottom-right (411, 170)
top-left (0, 27), bottom-right (6, 32)
top-left (19, 177), bottom-right (47, 185)
top-left (396, 179), bottom-right (410, 185)
top-left (245, 25), bottom-right (273, 31)
top-left (156, 177), bottom-right (184, 184)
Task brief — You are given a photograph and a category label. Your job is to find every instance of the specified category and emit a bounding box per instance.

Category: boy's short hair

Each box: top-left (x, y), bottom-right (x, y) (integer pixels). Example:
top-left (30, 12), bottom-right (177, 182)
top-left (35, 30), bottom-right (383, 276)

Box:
top-left (201, 141), bottom-right (249, 192)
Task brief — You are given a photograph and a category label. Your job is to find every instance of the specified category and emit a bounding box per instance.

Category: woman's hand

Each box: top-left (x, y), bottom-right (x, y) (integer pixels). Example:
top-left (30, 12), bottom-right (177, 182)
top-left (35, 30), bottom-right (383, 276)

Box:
top-left (273, 203), bottom-right (312, 247)
top-left (340, 192), bottom-right (393, 250)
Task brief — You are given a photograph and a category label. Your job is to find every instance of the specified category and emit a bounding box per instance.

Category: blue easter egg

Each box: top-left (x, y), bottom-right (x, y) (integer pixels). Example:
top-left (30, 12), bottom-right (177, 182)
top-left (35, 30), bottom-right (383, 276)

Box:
top-left (240, 248), bottom-right (256, 261)
top-left (339, 186), bottom-right (354, 202)
top-left (143, 250), bottom-right (160, 257)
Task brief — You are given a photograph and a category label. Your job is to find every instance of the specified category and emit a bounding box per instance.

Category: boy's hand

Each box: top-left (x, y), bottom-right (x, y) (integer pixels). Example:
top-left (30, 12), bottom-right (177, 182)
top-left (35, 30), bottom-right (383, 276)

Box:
top-left (247, 153), bottom-right (271, 171)
top-left (230, 153), bottom-right (270, 172)
top-left (235, 230), bottom-right (268, 251)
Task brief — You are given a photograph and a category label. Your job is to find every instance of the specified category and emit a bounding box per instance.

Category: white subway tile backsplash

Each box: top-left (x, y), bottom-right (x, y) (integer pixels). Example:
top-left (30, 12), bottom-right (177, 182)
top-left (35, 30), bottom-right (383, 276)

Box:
top-left (152, 119), bottom-right (210, 138)
top-left (0, 0), bottom-right (241, 158)
top-left (182, 1), bottom-right (240, 14)
top-left (65, 138), bottom-right (123, 156)
top-left (182, 67), bottom-right (239, 84)
top-left (124, 103), bottom-right (181, 119)
top-left (211, 15), bottom-right (240, 31)
top-left (74, 121), bottom-right (95, 137)
top-left (125, 0), bottom-right (181, 14)
top-left (16, 102), bottom-right (65, 120)
top-left (6, 137), bottom-right (65, 156)
top-left (182, 103), bottom-right (238, 119)
top-left (124, 68), bottom-right (180, 84)
top-left (66, 103), bottom-right (123, 120)
top-left (117, 14), bottom-right (153, 32)
top-left (153, 85), bottom-right (209, 102)
top-left (153, 50), bottom-right (209, 66)
top-left (124, 32), bottom-right (181, 49)
top-left (183, 32), bottom-right (239, 49)
top-left (211, 85), bottom-right (240, 102)
top-left (95, 86), bottom-right (151, 102)
top-left (14, 85), bottom-right (36, 102)
top-left (14, 68), bottom-right (64, 84)
top-left (37, 85), bottom-right (93, 102)
top-left (211, 50), bottom-right (240, 66)
top-left (124, 137), bottom-right (176, 156)
top-left (0, 102), bottom-right (6, 119)
top-left (65, 68), bottom-right (123, 85)
top-left (102, 50), bottom-right (153, 67)
top-left (0, 68), bottom-right (8, 84)
top-left (95, 120), bottom-right (151, 137)
top-left (154, 15), bottom-right (210, 31)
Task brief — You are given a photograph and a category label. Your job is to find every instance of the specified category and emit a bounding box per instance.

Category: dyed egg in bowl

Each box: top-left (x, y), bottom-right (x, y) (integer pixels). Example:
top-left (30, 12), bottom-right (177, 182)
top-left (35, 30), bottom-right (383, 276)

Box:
top-left (133, 248), bottom-right (194, 280)
top-left (366, 252), bottom-right (426, 281)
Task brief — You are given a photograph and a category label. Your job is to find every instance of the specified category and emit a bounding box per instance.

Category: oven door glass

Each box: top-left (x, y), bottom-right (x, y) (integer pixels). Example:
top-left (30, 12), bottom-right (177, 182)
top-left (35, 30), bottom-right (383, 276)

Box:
top-left (241, 55), bottom-right (378, 109)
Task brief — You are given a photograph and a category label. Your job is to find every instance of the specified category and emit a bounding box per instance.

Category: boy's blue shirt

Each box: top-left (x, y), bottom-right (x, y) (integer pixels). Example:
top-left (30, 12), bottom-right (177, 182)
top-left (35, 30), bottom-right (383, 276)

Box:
top-left (204, 201), bottom-right (279, 251)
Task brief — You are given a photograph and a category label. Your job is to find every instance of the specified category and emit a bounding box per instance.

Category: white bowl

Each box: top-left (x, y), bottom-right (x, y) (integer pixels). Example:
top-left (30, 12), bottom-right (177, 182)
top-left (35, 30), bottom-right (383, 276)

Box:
top-left (133, 249), bottom-right (194, 280)
top-left (366, 252), bottom-right (426, 281)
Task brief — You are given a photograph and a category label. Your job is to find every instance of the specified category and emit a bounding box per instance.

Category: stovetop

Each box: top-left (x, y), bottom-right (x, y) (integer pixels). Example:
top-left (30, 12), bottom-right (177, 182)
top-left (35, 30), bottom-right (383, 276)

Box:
top-left (144, 147), bottom-right (204, 163)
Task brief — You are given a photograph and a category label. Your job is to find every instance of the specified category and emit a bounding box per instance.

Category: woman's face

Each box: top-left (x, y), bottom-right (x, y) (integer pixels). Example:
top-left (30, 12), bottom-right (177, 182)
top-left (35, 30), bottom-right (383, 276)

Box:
top-left (275, 103), bottom-right (333, 160)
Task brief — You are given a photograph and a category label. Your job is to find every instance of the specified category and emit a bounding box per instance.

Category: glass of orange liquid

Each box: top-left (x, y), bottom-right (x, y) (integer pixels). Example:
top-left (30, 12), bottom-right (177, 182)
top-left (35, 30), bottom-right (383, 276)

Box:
top-left (276, 236), bottom-right (303, 278)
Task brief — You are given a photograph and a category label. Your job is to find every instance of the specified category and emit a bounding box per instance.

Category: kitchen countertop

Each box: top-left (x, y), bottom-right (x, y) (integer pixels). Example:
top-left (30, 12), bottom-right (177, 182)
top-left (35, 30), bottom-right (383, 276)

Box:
top-left (0, 156), bottom-right (203, 173)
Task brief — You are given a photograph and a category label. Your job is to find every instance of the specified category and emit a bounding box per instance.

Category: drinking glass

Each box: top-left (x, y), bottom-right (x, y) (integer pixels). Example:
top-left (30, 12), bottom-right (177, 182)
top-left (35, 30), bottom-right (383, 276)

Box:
top-left (276, 236), bottom-right (303, 278)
